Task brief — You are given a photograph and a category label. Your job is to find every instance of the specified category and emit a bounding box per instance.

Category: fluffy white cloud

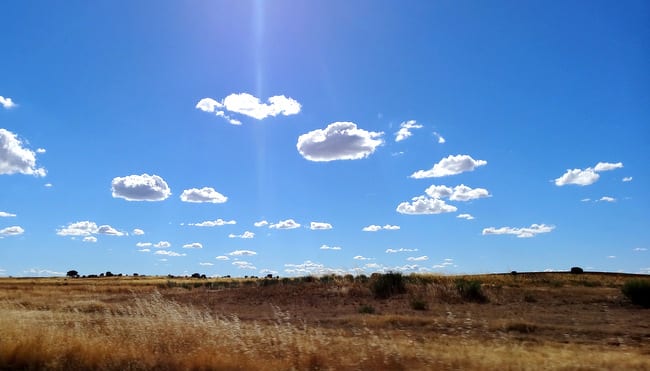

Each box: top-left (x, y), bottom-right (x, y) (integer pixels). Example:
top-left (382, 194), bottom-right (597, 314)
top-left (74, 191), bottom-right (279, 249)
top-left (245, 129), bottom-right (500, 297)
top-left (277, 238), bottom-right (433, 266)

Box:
top-left (0, 211), bottom-right (16, 217)
top-left (0, 226), bottom-right (24, 236)
top-left (424, 184), bottom-right (490, 201)
top-left (111, 174), bottom-right (171, 201)
top-left (554, 168), bottom-right (600, 186)
top-left (482, 224), bottom-right (555, 238)
top-left (57, 221), bottom-right (97, 236)
top-left (215, 256), bottom-right (230, 261)
top-left (396, 196), bottom-right (457, 215)
top-left (183, 242), bottom-right (203, 249)
top-left (189, 219), bottom-right (236, 227)
top-left (599, 196), bottom-right (616, 202)
top-left (36, 148), bottom-right (46, 154)
top-left (0, 128), bottom-right (46, 177)
top-left (154, 250), bottom-right (186, 257)
top-left (269, 219), bottom-right (301, 229)
top-left (407, 256), bottom-right (429, 261)
top-left (362, 224), bottom-right (400, 232)
top-left (594, 162), bottom-right (623, 172)
top-left (0, 96), bottom-right (16, 109)
top-left (229, 250), bottom-right (257, 256)
top-left (395, 120), bottom-right (423, 142)
top-left (297, 122), bottom-right (384, 162)
top-left (96, 225), bottom-right (125, 236)
top-left (228, 231), bottom-right (255, 239)
top-left (133, 228), bottom-right (145, 235)
top-left (232, 261), bottom-right (256, 270)
top-left (196, 93), bottom-right (301, 122)
top-left (410, 154), bottom-right (487, 179)
top-left (136, 242), bottom-right (152, 247)
top-left (180, 187), bottom-right (227, 203)
top-left (320, 244), bottom-right (341, 250)
top-left (622, 177), bottom-right (633, 182)
top-left (385, 248), bottom-right (418, 253)
top-left (83, 236), bottom-right (97, 243)
top-left (154, 241), bottom-right (171, 248)
top-left (310, 222), bottom-right (332, 230)
top-left (254, 220), bottom-right (269, 227)
top-left (457, 213), bottom-right (475, 220)
top-left (433, 131), bottom-right (446, 144)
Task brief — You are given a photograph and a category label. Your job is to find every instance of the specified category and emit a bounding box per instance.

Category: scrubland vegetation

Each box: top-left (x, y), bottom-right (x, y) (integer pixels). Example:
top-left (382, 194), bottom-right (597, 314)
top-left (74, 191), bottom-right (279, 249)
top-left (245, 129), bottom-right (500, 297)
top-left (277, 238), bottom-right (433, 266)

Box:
top-left (1, 272), bottom-right (649, 370)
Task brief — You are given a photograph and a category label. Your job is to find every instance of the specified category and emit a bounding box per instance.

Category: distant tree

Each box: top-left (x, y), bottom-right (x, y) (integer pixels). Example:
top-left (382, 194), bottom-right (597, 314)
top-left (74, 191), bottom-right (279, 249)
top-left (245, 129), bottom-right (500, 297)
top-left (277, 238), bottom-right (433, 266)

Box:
top-left (105, 271), bottom-right (114, 277)
top-left (66, 270), bottom-right (79, 278)
top-left (191, 273), bottom-right (201, 279)
top-left (570, 267), bottom-right (584, 274)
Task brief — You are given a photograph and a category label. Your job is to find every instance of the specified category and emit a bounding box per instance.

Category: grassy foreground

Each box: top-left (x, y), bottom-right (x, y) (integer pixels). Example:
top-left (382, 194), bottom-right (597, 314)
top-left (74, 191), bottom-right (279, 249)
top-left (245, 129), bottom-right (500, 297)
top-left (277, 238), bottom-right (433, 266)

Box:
top-left (1, 272), bottom-right (649, 370)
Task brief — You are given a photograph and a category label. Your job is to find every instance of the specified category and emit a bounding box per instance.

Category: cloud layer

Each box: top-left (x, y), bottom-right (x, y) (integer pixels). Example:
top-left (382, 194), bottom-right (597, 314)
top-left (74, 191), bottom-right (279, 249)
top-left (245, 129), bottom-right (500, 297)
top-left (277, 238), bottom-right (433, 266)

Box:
top-left (297, 122), bottom-right (384, 162)
top-left (111, 174), bottom-right (171, 201)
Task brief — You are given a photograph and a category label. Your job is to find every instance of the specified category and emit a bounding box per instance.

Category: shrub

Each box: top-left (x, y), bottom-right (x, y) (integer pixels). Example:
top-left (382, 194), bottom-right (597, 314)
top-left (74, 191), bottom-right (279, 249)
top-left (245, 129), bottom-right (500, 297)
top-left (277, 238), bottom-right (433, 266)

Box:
top-left (66, 270), bottom-right (79, 278)
top-left (370, 272), bottom-right (406, 299)
top-left (622, 279), bottom-right (650, 308)
top-left (570, 267), bottom-right (584, 274)
top-left (455, 279), bottom-right (488, 303)
top-left (358, 304), bottom-right (376, 314)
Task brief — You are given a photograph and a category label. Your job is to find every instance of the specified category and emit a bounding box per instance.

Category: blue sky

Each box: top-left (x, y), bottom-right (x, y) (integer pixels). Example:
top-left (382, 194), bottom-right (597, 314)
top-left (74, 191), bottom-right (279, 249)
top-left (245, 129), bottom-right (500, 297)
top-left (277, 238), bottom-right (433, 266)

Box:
top-left (1, 0), bottom-right (648, 277)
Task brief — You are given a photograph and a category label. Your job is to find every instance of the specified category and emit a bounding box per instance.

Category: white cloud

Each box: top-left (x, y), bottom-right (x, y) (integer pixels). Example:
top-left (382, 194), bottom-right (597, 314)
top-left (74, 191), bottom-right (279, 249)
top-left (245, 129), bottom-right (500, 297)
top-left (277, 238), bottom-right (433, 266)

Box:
top-left (594, 162), bottom-right (623, 172)
top-left (0, 128), bottom-right (46, 177)
top-left (310, 222), bottom-right (332, 230)
top-left (457, 213), bottom-right (475, 220)
top-left (482, 224), bottom-right (555, 238)
top-left (133, 228), bottom-right (145, 235)
top-left (633, 248), bottom-right (647, 252)
top-left (320, 244), bottom-right (342, 250)
top-left (396, 196), bottom-right (457, 215)
top-left (269, 219), bottom-right (301, 229)
top-left (407, 256), bottom-right (429, 261)
top-left (215, 256), bottom-right (230, 261)
top-left (57, 221), bottom-right (98, 236)
top-left (581, 198), bottom-right (591, 202)
top-left (283, 260), bottom-right (345, 276)
top-left (111, 174), bottom-right (171, 201)
top-left (353, 255), bottom-right (372, 260)
top-left (0, 211), bottom-right (16, 217)
top-left (183, 242), bottom-right (203, 249)
top-left (554, 168), bottom-right (600, 186)
top-left (154, 250), bottom-right (186, 257)
top-left (24, 268), bottom-right (64, 277)
top-left (424, 184), bottom-right (490, 201)
top-left (232, 261), bottom-right (256, 270)
top-left (297, 122), bottom-right (384, 162)
top-left (229, 250), bottom-right (257, 256)
top-left (410, 154), bottom-right (487, 179)
top-left (0, 226), bottom-right (24, 236)
top-left (96, 225), bottom-right (125, 236)
top-left (607, 255), bottom-right (616, 259)
top-left (138, 248), bottom-right (151, 253)
top-left (0, 96), bottom-right (16, 109)
top-left (136, 242), bottom-right (152, 247)
top-left (228, 231), bottom-right (255, 239)
top-left (154, 241), bottom-right (171, 248)
top-left (385, 248), bottom-right (418, 253)
top-left (36, 148), bottom-right (46, 154)
top-left (83, 236), bottom-right (97, 243)
top-left (44, 183), bottom-right (53, 188)
top-left (622, 177), bottom-right (633, 182)
top-left (199, 262), bottom-right (214, 266)
top-left (362, 224), bottom-right (401, 232)
top-left (395, 120), bottom-right (423, 142)
top-left (433, 258), bottom-right (455, 269)
top-left (180, 187), bottom-right (227, 203)
top-left (254, 220), bottom-right (269, 227)
top-left (598, 196), bottom-right (616, 202)
top-left (196, 93), bottom-right (301, 122)
top-left (189, 219), bottom-right (236, 227)
top-left (433, 131), bottom-right (446, 144)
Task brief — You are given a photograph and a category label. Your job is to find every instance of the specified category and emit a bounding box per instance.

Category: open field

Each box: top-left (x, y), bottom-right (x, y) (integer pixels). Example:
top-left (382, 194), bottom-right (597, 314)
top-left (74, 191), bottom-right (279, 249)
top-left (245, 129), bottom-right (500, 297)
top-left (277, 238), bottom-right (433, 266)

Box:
top-left (1, 272), bottom-right (649, 370)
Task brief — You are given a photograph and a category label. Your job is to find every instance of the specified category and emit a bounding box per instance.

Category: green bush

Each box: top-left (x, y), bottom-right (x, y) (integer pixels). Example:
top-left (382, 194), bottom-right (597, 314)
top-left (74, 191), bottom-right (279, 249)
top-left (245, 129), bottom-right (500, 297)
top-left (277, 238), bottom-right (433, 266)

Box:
top-left (370, 272), bottom-right (406, 299)
top-left (622, 279), bottom-right (650, 308)
top-left (455, 279), bottom-right (488, 303)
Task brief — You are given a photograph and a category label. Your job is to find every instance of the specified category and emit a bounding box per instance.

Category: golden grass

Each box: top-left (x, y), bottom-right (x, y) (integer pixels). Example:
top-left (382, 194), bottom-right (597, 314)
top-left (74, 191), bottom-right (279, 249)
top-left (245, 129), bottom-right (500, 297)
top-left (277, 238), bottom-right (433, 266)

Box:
top-left (1, 273), bottom-right (649, 370)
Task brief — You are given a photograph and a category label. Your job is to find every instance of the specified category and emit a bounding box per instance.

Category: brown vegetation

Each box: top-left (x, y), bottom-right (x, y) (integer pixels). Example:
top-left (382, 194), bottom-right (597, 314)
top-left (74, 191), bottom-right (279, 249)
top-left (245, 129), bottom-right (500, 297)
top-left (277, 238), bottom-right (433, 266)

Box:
top-left (1, 272), bottom-right (649, 370)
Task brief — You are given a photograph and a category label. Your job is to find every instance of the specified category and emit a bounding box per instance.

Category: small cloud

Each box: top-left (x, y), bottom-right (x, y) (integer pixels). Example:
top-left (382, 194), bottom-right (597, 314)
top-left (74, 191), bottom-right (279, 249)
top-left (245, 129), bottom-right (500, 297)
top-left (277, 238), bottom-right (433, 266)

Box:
top-left (232, 261), bottom-right (256, 270)
top-left (254, 220), bottom-right (269, 227)
top-left (396, 196), bottom-right (457, 215)
top-left (594, 162), bottom-right (623, 172)
top-left (353, 255), bottom-right (372, 261)
top-left (132, 228), bottom-right (145, 235)
top-left (36, 148), bottom-right (46, 154)
top-left (407, 256), bottom-right (429, 261)
top-left (197, 93), bottom-right (301, 122)
top-left (215, 256), bottom-right (230, 261)
top-left (154, 250), bottom-right (186, 257)
top-left (138, 248), bottom-right (151, 252)
top-left (607, 255), bottom-right (616, 259)
top-left (82, 236), bottom-right (97, 243)
top-left (182, 242), bottom-right (203, 249)
top-left (395, 120), bottom-right (423, 142)
top-left (598, 196), bottom-right (616, 202)
top-left (111, 174), bottom-right (171, 201)
top-left (269, 219), bottom-right (301, 229)
top-left (622, 177), bottom-right (633, 182)
top-left (425, 184), bottom-right (490, 201)
top-left (180, 187), bottom-right (227, 204)
top-left (136, 242), bottom-right (152, 247)
top-left (0, 96), bottom-right (17, 109)
top-left (96, 225), bottom-right (125, 236)
top-left (199, 262), bottom-right (214, 266)
top-left (433, 131), bottom-right (446, 144)
top-left (320, 244), bottom-right (341, 250)
top-left (385, 248), bottom-right (419, 253)
top-left (57, 221), bottom-right (98, 236)
top-left (410, 154), bottom-right (487, 179)
top-left (482, 224), bottom-right (555, 238)
top-left (633, 247), bottom-right (647, 252)
top-left (362, 224), bottom-right (401, 232)
top-left (297, 122), bottom-right (384, 162)
top-left (228, 231), bottom-right (255, 239)
top-left (0, 211), bottom-right (16, 218)
top-left (154, 241), bottom-right (171, 248)
top-left (189, 219), bottom-right (236, 227)
top-left (432, 258), bottom-right (455, 269)
top-left (310, 222), bottom-right (333, 230)
top-left (0, 128), bottom-right (46, 177)
top-left (555, 162), bottom-right (623, 187)
top-left (457, 213), bottom-right (474, 220)
top-left (229, 250), bottom-right (257, 256)
top-left (0, 226), bottom-right (24, 236)
top-left (581, 198), bottom-right (591, 202)
top-left (44, 183), bottom-right (53, 188)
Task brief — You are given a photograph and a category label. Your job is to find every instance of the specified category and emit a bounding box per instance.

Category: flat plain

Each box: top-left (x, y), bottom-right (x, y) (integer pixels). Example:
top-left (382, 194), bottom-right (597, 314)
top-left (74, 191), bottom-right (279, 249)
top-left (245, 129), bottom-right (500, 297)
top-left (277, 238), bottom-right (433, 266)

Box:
top-left (1, 272), bottom-right (649, 370)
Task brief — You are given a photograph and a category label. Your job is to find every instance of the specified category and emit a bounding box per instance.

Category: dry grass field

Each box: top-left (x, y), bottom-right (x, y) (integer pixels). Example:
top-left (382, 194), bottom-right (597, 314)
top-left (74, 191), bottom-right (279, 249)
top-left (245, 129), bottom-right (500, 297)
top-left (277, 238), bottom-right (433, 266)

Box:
top-left (1, 272), bottom-right (649, 370)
